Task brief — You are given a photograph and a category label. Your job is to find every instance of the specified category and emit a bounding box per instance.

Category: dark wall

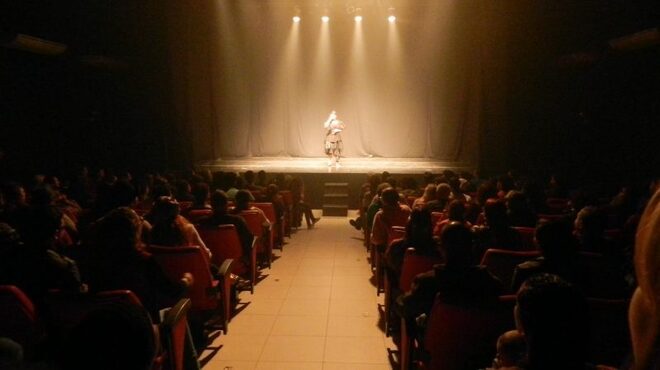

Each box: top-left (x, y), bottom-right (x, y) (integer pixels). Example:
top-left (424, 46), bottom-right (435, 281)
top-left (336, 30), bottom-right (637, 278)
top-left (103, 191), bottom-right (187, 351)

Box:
top-left (481, 0), bottom-right (660, 185)
top-left (0, 1), bottom-right (190, 180)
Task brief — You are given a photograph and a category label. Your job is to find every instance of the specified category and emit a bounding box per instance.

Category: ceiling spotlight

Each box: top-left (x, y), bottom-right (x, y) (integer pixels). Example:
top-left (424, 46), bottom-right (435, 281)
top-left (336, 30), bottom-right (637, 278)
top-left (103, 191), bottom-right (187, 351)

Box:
top-left (354, 15), bottom-right (362, 22)
top-left (321, 15), bottom-right (330, 23)
top-left (388, 15), bottom-right (396, 23)
top-left (292, 16), bottom-right (301, 23)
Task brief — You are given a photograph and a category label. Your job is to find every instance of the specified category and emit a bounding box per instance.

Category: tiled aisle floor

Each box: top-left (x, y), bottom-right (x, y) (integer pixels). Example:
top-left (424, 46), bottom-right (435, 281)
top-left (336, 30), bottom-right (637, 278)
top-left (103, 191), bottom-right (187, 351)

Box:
top-left (204, 214), bottom-right (394, 370)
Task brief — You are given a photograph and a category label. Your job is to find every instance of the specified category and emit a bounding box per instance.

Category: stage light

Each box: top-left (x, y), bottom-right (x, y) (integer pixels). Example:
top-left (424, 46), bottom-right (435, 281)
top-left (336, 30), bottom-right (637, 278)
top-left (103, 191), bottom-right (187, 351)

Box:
top-left (388, 15), bottom-right (396, 23)
top-left (322, 16), bottom-right (330, 23)
top-left (354, 15), bottom-right (362, 22)
top-left (292, 16), bottom-right (301, 23)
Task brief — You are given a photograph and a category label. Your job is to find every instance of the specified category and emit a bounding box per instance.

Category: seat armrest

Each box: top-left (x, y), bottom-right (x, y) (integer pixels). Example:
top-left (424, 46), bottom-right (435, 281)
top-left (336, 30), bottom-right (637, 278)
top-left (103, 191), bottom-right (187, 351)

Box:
top-left (218, 259), bottom-right (234, 277)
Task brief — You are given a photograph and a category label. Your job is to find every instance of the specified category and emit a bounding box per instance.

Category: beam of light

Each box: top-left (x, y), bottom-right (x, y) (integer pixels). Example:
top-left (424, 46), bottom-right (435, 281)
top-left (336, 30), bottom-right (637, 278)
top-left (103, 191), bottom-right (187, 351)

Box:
top-left (388, 15), bottom-right (396, 23)
top-left (292, 16), bottom-right (301, 23)
top-left (354, 15), bottom-right (362, 22)
top-left (321, 15), bottom-right (330, 23)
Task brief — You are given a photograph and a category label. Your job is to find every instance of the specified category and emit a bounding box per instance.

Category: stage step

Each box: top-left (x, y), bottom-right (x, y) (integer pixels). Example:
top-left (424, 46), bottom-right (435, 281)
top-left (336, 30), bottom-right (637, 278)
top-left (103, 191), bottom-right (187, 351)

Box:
top-left (322, 204), bottom-right (349, 217)
top-left (323, 182), bottom-right (349, 217)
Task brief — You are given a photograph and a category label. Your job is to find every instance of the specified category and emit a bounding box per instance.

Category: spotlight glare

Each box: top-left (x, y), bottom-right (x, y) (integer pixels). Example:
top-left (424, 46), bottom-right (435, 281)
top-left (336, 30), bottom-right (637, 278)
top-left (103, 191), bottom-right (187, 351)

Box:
top-left (354, 15), bottom-right (362, 22)
top-left (321, 15), bottom-right (330, 23)
top-left (388, 15), bottom-right (396, 23)
top-left (292, 16), bottom-right (301, 23)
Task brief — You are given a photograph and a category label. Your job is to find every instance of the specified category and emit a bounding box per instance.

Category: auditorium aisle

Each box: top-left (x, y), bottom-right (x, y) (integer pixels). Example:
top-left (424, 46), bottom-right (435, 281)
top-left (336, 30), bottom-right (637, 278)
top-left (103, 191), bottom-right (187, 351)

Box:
top-left (205, 213), bottom-right (394, 370)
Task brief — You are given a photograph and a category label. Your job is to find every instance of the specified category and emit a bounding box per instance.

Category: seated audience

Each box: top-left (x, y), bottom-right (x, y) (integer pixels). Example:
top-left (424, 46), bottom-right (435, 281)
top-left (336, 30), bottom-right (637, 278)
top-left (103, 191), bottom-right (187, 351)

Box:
top-left (489, 330), bottom-right (526, 370)
top-left (199, 190), bottom-right (255, 262)
top-left (60, 302), bottom-right (157, 370)
top-left (0, 206), bottom-right (84, 308)
top-left (399, 222), bottom-right (503, 333)
top-left (412, 184), bottom-right (437, 210)
top-left (433, 200), bottom-right (471, 239)
top-left (510, 219), bottom-right (586, 292)
top-left (506, 191), bottom-right (537, 227)
top-left (371, 187), bottom-right (412, 250)
top-left (231, 190), bottom-right (272, 229)
top-left (84, 207), bottom-right (190, 319)
top-left (288, 177), bottom-right (319, 228)
top-left (425, 183), bottom-right (451, 213)
top-left (473, 199), bottom-right (523, 260)
top-left (190, 182), bottom-right (212, 210)
top-left (149, 196), bottom-right (209, 257)
top-left (514, 273), bottom-right (590, 369)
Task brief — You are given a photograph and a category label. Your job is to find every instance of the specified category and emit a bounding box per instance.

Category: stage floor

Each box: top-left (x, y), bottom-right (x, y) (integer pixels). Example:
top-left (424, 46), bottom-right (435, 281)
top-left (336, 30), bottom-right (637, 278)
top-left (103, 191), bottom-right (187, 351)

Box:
top-left (197, 157), bottom-right (472, 174)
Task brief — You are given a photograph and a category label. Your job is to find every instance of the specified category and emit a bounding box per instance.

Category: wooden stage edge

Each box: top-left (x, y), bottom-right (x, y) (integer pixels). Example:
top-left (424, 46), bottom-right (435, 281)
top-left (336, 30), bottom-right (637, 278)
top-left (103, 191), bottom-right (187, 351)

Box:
top-left (197, 157), bottom-right (473, 175)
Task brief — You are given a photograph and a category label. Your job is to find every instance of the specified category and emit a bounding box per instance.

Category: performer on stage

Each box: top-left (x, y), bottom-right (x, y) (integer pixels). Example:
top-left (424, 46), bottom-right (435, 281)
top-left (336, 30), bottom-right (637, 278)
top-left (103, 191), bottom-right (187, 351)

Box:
top-left (324, 110), bottom-right (345, 166)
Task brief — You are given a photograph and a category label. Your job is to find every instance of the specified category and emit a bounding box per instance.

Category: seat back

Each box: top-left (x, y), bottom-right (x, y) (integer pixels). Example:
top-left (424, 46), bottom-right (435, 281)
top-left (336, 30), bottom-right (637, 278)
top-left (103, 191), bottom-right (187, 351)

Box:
top-left (546, 198), bottom-right (570, 214)
top-left (399, 248), bottom-right (443, 292)
top-left (512, 226), bottom-right (537, 250)
top-left (537, 213), bottom-right (570, 222)
top-left (0, 285), bottom-right (39, 347)
top-left (423, 298), bottom-right (503, 370)
top-left (431, 212), bottom-right (445, 225)
top-left (198, 224), bottom-right (252, 278)
top-left (147, 245), bottom-right (218, 311)
top-left (388, 226), bottom-right (407, 246)
top-left (185, 209), bottom-right (212, 224)
top-left (480, 249), bottom-right (541, 289)
top-left (197, 225), bottom-right (243, 265)
top-left (161, 298), bottom-right (192, 370)
top-left (252, 202), bottom-right (276, 224)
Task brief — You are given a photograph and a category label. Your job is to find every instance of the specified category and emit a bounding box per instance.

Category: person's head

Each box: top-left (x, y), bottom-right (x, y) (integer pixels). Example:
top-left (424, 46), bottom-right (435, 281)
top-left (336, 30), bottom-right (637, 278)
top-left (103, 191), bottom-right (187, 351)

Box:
top-left (494, 330), bottom-right (526, 369)
top-left (506, 191), bottom-right (530, 215)
top-left (498, 175), bottom-right (515, 193)
top-left (515, 273), bottom-right (588, 367)
top-left (174, 180), bottom-right (192, 199)
top-left (256, 170), bottom-right (267, 185)
top-left (151, 196), bottom-right (180, 225)
top-left (440, 222), bottom-right (473, 267)
top-left (266, 183), bottom-right (279, 199)
top-left (574, 206), bottom-right (606, 240)
top-left (405, 208), bottom-right (434, 248)
top-left (192, 182), bottom-right (210, 206)
top-left (235, 190), bottom-right (252, 210)
top-left (21, 206), bottom-right (62, 248)
top-left (30, 185), bottom-right (55, 207)
top-left (534, 219), bottom-right (576, 261)
top-left (630, 188), bottom-right (660, 369)
top-left (448, 176), bottom-right (462, 194)
top-left (401, 177), bottom-right (418, 192)
top-left (380, 188), bottom-right (400, 208)
top-left (94, 207), bottom-right (143, 255)
top-left (484, 199), bottom-right (509, 228)
top-left (244, 170), bottom-right (256, 185)
top-left (0, 222), bottom-right (21, 255)
top-left (422, 184), bottom-right (437, 201)
top-left (436, 183), bottom-right (452, 201)
top-left (446, 200), bottom-right (466, 222)
top-left (0, 337), bottom-right (23, 370)
top-left (62, 303), bottom-right (156, 370)
top-left (110, 180), bottom-right (137, 208)
top-left (210, 190), bottom-right (229, 214)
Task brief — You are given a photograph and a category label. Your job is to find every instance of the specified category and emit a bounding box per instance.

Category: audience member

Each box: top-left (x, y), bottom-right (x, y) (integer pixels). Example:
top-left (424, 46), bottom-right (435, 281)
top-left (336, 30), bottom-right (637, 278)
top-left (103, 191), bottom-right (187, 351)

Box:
top-left (288, 177), bottom-right (319, 228)
top-left (370, 187), bottom-right (412, 250)
top-left (84, 207), bottom-right (190, 319)
top-left (473, 199), bottom-right (523, 260)
top-left (199, 190), bottom-right (255, 262)
top-left (149, 196), bottom-right (209, 256)
top-left (506, 191), bottom-right (537, 228)
top-left (412, 184), bottom-right (437, 210)
top-left (60, 302), bottom-right (157, 370)
top-left (514, 273), bottom-right (589, 369)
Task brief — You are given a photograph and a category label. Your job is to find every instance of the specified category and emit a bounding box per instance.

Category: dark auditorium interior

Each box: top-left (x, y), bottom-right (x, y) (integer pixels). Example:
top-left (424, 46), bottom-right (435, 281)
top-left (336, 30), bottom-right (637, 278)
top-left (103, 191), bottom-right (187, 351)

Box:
top-left (1, 1), bottom-right (660, 370)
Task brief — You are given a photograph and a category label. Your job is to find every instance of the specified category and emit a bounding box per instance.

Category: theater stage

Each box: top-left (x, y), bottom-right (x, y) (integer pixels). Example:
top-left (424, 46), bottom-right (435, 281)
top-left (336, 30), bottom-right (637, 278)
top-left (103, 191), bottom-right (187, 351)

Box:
top-left (197, 157), bottom-right (472, 209)
top-left (197, 157), bottom-right (472, 175)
